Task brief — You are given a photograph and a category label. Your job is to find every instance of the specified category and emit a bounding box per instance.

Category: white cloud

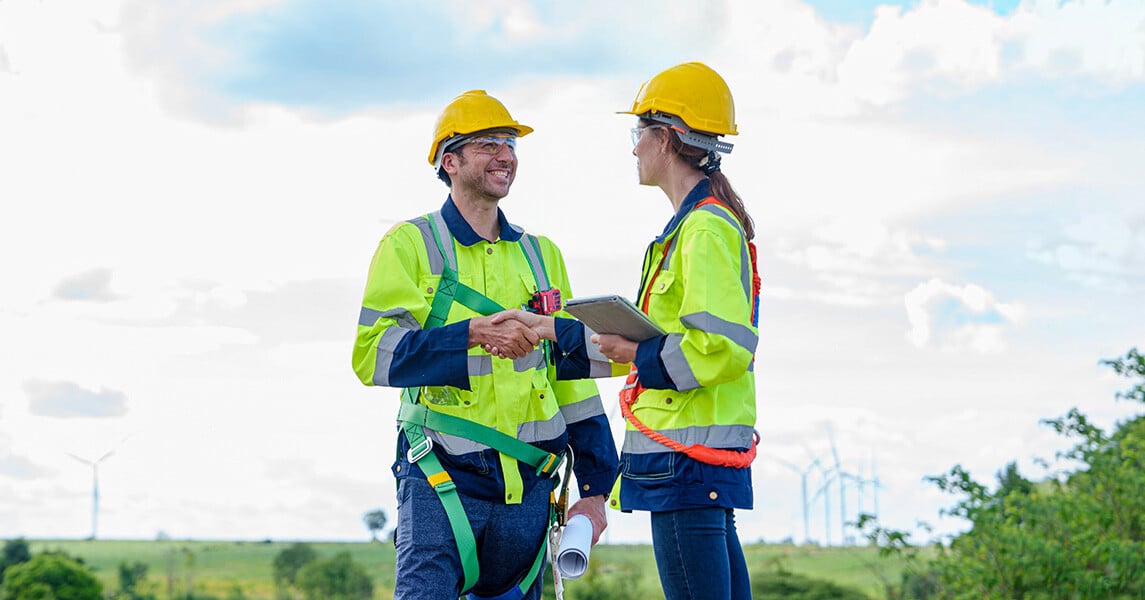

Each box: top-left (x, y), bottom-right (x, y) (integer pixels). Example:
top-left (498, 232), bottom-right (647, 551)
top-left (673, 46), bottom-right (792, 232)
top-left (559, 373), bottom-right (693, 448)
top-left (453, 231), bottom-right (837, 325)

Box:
top-left (24, 380), bottom-right (129, 418)
top-left (1027, 212), bottom-right (1145, 291)
top-left (1009, 0), bottom-right (1145, 83)
top-left (904, 278), bottom-right (1026, 352)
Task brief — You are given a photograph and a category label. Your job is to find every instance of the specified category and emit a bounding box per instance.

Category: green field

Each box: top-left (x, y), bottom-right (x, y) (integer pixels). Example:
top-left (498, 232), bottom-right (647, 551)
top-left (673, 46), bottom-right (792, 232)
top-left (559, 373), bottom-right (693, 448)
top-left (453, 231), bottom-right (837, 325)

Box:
top-left (23, 539), bottom-right (916, 599)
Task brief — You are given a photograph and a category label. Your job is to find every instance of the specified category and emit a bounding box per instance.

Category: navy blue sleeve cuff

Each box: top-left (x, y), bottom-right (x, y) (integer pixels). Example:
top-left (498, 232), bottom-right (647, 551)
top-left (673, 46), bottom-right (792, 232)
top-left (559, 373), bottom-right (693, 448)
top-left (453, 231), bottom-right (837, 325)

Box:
top-left (552, 317), bottom-right (591, 380)
top-left (388, 319), bottom-right (473, 390)
top-left (634, 335), bottom-right (676, 390)
top-left (566, 416), bottom-right (619, 496)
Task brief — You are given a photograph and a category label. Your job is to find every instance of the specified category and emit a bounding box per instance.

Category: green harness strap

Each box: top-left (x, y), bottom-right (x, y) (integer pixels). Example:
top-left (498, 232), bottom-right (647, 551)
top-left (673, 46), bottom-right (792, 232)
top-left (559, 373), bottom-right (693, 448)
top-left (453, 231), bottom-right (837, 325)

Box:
top-left (399, 211), bottom-right (563, 596)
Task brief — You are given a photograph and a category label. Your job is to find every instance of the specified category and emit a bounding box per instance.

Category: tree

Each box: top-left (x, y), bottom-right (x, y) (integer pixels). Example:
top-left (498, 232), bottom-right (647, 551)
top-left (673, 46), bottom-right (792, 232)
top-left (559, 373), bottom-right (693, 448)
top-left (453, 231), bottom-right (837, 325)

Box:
top-left (866, 348), bottom-right (1145, 598)
top-left (1, 537), bottom-right (32, 584)
top-left (295, 552), bottom-right (373, 600)
top-left (2, 553), bottom-right (103, 600)
top-left (116, 560), bottom-right (155, 600)
top-left (272, 542), bottom-right (318, 589)
top-left (362, 509), bottom-right (387, 542)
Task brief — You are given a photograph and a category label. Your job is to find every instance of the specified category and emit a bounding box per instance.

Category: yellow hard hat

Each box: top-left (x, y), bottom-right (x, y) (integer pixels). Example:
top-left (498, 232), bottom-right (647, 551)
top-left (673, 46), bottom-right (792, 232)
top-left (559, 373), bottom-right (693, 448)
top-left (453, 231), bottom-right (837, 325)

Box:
top-left (427, 90), bottom-right (534, 167)
top-left (620, 62), bottom-right (738, 137)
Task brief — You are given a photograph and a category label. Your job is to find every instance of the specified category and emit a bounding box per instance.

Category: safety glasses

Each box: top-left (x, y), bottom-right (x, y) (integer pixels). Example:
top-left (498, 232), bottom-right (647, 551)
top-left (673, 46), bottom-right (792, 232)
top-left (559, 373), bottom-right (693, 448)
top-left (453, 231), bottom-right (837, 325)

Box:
top-left (464, 135), bottom-right (517, 156)
top-left (630, 124), bottom-right (668, 147)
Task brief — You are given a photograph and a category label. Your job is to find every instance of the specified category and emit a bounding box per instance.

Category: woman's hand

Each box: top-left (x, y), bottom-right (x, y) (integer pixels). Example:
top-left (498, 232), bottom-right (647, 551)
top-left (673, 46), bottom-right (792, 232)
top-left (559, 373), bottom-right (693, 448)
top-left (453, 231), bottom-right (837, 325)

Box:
top-left (591, 333), bottom-right (638, 364)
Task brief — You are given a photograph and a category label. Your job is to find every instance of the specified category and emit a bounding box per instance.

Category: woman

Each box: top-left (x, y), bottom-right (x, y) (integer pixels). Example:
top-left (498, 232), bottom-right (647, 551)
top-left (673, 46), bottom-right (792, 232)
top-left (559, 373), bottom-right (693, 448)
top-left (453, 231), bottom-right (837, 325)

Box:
top-left (491, 62), bottom-right (758, 600)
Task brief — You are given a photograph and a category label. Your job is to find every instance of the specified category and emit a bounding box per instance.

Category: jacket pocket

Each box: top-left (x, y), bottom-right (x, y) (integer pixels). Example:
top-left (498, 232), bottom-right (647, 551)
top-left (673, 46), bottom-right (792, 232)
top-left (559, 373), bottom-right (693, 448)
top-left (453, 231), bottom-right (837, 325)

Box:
top-left (620, 451), bottom-right (676, 481)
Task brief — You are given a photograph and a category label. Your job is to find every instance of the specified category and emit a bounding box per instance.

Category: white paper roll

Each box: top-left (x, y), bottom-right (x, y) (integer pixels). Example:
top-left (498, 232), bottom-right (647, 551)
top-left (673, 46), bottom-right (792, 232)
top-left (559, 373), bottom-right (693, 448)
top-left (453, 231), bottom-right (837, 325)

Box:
top-left (555, 514), bottom-right (593, 579)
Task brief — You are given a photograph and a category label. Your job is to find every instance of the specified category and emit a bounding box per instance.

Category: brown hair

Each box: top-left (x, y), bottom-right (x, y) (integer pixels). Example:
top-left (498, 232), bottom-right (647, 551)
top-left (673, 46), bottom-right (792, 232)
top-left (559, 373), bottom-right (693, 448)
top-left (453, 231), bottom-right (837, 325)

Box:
top-left (647, 119), bottom-right (755, 240)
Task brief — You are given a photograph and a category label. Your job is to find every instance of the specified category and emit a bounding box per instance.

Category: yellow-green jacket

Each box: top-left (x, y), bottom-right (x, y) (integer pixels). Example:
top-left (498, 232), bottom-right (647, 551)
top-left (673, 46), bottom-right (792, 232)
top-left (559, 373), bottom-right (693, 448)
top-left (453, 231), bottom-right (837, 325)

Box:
top-left (552, 178), bottom-right (757, 512)
top-left (353, 197), bottom-right (618, 505)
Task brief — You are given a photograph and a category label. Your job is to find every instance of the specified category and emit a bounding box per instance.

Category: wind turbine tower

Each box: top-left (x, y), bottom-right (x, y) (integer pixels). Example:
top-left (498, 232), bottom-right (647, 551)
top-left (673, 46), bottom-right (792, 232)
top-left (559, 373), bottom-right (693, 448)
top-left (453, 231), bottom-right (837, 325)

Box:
top-left (826, 423), bottom-right (850, 544)
top-left (68, 448), bottom-right (116, 540)
top-left (774, 456), bottom-right (819, 544)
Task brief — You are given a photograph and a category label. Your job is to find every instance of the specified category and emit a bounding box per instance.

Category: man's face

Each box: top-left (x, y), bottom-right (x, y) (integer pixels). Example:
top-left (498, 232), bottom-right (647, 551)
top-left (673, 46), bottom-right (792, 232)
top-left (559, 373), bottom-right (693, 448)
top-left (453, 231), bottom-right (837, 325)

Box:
top-left (448, 135), bottom-right (517, 200)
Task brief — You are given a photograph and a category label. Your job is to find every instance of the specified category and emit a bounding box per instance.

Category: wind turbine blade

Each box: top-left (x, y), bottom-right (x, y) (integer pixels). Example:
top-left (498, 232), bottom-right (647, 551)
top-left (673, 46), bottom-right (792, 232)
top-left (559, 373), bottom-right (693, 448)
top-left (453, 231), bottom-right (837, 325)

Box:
top-left (67, 453), bottom-right (93, 466)
top-left (97, 449), bottom-right (116, 463)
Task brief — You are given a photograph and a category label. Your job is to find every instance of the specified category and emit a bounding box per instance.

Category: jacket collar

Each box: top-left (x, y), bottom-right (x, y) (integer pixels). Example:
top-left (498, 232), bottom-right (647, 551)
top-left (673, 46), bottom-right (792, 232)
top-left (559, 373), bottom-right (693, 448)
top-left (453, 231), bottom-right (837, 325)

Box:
top-left (441, 195), bottom-right (524, 246)
top-left (654, 178), bottom-right (712, 243)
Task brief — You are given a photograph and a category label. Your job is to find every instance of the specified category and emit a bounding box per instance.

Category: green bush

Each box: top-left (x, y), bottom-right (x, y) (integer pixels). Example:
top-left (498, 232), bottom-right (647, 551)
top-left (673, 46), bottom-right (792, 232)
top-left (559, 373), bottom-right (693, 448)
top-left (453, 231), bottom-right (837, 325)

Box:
top-left (1, 538), bottom-right (32, 584)
top-left (2, 553), bottom-right (103, 600)
top-left (295, 552), bottom-right (372, 600)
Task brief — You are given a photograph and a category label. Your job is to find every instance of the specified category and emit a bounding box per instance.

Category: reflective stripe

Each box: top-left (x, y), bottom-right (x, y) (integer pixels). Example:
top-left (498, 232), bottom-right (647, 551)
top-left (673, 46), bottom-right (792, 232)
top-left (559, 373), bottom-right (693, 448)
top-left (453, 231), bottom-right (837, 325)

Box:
top-left (584, 327), bottom-right (613, 378)
top-left (409, 216), bottom-right (444, 276)
top-left (372, 327), bottom-right (410, 386)
top-left (680, 312), bottom-right (758, 353)
top-left (428, 211), bottom-right (457, 271)
top-left (518, 234), bottom-right (551, 290)
top-left (696, 204), bottom-right (752, 301)
top-left (622, 423), bottom-right (755, 454)
top-left (558, 394), bottom-right (605, 424)
top-left (513, 348), bottom-right (545, 372)
top-left (468, 355), bottom-right (493, 377)
top-left (518, 412), bottom-right (566, 443)
top-left (661, 333), bottom-right (700, 391)
top-left (359, 306), bottom-right (421, 331)
top-left (426, 411), bottom-right (566, 455)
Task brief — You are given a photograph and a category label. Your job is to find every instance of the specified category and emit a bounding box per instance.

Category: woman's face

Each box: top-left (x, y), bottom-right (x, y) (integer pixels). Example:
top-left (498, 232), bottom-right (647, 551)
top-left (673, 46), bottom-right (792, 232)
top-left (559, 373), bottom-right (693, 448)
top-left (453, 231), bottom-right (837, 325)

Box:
top-left (631, 122), bottom-right (667, 186)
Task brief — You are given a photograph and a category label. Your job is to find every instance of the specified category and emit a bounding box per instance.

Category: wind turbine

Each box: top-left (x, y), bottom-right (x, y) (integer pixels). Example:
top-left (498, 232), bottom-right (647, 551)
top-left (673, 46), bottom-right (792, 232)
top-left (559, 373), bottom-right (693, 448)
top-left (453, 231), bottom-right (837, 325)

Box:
top-left (771, 455), bottom-right (819, 545)
top-left (67, 447), bottom-right (117, 540)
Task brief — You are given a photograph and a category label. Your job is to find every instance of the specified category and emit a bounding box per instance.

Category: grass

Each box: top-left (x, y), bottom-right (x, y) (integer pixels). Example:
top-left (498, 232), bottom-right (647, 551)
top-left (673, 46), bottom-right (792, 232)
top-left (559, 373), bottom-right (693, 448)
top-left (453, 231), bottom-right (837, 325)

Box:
top-left (23, 539), bottom-right (920, 599)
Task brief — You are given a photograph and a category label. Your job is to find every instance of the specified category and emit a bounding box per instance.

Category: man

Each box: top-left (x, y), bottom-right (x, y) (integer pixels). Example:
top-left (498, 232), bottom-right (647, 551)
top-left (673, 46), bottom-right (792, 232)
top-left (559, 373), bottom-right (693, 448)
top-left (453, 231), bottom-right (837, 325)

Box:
top-left (352, 90), bottom-right (618, 600)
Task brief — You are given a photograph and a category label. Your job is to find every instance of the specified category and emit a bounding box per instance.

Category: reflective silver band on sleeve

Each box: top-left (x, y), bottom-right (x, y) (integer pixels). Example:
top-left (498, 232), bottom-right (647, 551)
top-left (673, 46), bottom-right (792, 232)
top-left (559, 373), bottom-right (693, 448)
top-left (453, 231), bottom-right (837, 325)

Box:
top-left (680, 312), bottom-right (758, 353)
top-left (372, 327), bottom-right (411, 387)
top-left (661, 333), bottom-right (700, 391)
top-left (359, 306), bottom-right (422, 331)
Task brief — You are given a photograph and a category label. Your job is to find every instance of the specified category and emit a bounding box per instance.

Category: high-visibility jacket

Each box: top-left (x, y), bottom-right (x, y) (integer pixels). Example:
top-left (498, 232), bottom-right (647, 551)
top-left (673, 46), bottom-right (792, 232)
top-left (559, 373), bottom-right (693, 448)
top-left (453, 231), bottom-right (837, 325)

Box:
top-left (353, 197), bottom-right (618, 506)
top-left (553, 178), bottom-right (757, 512)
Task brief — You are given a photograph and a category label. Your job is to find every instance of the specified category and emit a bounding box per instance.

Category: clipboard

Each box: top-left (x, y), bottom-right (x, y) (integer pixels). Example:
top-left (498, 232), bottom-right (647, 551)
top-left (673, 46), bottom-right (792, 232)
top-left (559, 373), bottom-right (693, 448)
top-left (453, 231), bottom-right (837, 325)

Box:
top-left (564, 295), bottom-right (665, 341)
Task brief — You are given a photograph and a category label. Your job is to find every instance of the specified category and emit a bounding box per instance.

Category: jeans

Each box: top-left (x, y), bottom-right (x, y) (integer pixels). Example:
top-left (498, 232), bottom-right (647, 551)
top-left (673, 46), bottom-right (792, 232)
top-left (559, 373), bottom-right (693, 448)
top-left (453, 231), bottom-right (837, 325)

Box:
top-left (650, 508), bottom-right (751, 600)
top-left (394, 477), bottom-right (550, 600)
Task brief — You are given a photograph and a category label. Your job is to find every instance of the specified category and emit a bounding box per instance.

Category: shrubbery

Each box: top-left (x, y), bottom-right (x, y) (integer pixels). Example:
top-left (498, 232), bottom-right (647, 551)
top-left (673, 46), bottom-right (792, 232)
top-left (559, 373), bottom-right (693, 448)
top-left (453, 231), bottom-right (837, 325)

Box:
top-left (866, 348), bottom-right (1145, 599)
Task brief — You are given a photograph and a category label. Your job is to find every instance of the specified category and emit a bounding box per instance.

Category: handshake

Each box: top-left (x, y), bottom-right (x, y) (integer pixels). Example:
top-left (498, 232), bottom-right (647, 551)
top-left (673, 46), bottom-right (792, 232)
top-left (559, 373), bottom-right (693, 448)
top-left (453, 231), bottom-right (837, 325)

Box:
top-left (469, 309), bottom-right (554, 360)
top-left (468, 309), bottom-right (637, 364)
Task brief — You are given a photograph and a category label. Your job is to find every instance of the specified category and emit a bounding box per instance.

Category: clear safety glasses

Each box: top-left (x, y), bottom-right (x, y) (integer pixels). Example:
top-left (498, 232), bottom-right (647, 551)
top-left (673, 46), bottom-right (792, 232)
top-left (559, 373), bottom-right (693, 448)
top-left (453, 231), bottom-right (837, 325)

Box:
top-left (630, 124), bottom-right (668, 147)
top-left (465, 135), bottom-right (517, 156)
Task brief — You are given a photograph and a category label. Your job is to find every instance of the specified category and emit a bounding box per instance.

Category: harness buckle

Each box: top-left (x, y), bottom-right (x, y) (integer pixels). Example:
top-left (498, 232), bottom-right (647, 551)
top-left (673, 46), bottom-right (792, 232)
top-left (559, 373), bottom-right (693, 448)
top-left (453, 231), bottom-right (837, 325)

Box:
top-left (406, 436), bottom-right (434, 463)
top-left (536, 452), bottom-right (564, 478)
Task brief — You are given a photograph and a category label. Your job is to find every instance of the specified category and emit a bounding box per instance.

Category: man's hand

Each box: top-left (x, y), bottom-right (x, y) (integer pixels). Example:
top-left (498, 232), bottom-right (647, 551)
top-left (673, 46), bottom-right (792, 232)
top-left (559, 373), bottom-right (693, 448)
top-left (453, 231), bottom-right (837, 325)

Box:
top-left (566, 494), bottom-right (608, 546)
top-left (591, 333), bottom-right (638, 364)
top-left (469, 315), bottom-right (539, 359)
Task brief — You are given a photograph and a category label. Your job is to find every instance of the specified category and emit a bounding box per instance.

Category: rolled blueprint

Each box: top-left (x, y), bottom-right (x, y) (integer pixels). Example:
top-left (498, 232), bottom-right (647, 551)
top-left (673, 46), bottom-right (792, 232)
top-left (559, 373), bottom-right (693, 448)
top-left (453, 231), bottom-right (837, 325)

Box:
top-left (556, 514), bottom-right (593, 579)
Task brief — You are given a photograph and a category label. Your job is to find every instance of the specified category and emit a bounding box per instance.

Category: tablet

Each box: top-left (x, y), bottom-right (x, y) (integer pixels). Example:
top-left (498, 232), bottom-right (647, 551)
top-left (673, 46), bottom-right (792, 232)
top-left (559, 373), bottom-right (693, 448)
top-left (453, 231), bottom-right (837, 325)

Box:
top-left (564, 295), bottom-right (666, 341)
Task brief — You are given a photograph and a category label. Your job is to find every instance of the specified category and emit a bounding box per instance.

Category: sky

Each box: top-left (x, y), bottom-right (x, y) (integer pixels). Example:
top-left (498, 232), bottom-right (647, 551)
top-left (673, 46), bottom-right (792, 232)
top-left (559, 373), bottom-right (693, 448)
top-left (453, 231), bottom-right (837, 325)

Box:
top-left (1, 0), bottom-right (1143, 548)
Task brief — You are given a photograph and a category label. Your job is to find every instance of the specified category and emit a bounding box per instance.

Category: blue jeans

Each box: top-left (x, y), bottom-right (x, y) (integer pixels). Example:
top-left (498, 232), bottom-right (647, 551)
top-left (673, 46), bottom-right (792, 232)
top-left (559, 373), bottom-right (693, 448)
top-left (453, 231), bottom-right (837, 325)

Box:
top-left (394, 477), bottom-right (549, 600)
top-left (650, 508), bottom-right (751, 600)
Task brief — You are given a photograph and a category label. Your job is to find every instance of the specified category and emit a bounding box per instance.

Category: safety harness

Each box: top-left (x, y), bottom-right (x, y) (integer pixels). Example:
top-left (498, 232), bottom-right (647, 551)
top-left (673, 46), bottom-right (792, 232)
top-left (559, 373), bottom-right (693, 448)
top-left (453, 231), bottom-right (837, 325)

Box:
top-left (397, 210), bottom-right (570, 599)
top-left (619, 196), bottom-right (761, 468)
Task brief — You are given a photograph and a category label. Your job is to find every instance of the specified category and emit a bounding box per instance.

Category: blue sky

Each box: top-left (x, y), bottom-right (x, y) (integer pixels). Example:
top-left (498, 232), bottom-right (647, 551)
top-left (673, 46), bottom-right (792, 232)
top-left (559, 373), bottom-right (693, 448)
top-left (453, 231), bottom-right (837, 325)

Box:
top-left (2, 0), bottom-right (1143, 555)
